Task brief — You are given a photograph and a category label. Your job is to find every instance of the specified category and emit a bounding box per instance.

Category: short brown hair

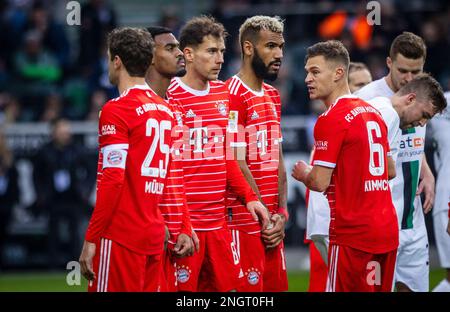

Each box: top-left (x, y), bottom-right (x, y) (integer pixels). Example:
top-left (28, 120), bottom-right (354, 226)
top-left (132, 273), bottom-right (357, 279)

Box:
top-left (397, 73), bottom-right (447, 113)
top-left (389, 32), bottom-right (427, 61)
top-left (349, 62), bottom-right (370, 74)
top-left (239, 15), bottom-right (284, 52)
top-left (179, 15), bottom-right (227, 50)
top-left (108, 27), bottom-right (154, 77)
top-left (305, 40), bottom-right (350, 72)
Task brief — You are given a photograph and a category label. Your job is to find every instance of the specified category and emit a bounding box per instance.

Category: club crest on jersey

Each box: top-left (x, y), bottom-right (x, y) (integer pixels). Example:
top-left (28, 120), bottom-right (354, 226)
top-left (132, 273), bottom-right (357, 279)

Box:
top-left (251, 110), bottom-right (259, 120)
top-left (245, 268), bottom-right (261, 285)
top-left (106, 150), bottom-right (123, 166)
top-left (177, 265), bottom-right (191, 283)
top-left (216, 101), bottom-right (228, 116)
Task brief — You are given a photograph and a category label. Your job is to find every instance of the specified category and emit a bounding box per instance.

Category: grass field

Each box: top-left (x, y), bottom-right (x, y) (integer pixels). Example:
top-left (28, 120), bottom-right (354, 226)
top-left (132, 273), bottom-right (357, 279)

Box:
top-left (0, 269), bottom-right (446, 292)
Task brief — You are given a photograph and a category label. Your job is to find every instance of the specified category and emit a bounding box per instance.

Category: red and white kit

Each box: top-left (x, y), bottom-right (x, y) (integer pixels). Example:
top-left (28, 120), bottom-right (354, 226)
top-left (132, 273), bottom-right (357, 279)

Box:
top-left (226, 75), bottom-right (287, 291)
top-left (312, 95), bottom-right (399, 292)
top-left (86, 85), bottom-right (174, 292)
top-left (167, 78), bottom-right (258, 292)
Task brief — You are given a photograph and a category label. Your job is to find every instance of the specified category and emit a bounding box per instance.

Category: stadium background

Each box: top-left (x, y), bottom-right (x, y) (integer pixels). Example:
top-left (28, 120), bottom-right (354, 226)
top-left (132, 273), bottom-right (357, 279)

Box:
top-left (0, 0), bottom-right (449, 291)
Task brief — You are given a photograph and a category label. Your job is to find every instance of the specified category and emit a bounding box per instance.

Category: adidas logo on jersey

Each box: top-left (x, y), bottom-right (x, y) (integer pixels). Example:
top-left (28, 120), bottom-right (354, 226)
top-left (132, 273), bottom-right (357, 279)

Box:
top-left (251, 111), bottom-right (259, 120)
top-left (185, 109), bottom-right (196, 118)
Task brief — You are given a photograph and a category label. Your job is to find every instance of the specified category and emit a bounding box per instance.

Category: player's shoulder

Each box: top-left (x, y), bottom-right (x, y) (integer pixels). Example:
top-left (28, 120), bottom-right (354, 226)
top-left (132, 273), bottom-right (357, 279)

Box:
top-left (262, 82), bottom-right (280, 95)
top-left (354, 78), bottom-right (386, 100)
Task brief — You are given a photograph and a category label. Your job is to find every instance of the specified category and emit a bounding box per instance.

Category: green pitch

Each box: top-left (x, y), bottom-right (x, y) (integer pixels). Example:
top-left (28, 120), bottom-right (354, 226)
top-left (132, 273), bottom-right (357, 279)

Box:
top-left (0, 269), bottom-right (446, 292)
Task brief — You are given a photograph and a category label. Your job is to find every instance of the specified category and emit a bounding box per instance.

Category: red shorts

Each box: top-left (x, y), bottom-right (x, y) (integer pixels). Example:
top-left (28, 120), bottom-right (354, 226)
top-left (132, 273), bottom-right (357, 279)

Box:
top-left (159, 246), bottom-right (178, 292)
top-left (88, 238), bottom-right (163, 292)
top-left (326, 244), bottom-right (397, 292)
top-left (176, 228), bottom-right (242, 292)
top-left (308, 242), bottom-right (328, 292)
top-left (230, 229), bottom-right (265, 291)
top-left (263, 241), bottom-right (288, 291)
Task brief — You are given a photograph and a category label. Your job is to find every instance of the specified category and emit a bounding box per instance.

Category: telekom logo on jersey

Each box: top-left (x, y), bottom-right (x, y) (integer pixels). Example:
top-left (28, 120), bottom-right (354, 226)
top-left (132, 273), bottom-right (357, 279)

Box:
top-left (170, 120), bottom-right (281, 167)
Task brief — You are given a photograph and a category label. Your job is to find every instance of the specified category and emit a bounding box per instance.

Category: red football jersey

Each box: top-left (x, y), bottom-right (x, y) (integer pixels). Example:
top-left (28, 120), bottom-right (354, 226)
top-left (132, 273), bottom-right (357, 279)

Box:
top-left (85, 84), bottom-right (174, 255)
top-left (158, 99), bottom-right (192, 246)
top-left (312, 95), bottom-right (398, 254)
top-left (226, 75), bottom-right (282, 235)
top-left (166, 78), bottom-right (257, 231)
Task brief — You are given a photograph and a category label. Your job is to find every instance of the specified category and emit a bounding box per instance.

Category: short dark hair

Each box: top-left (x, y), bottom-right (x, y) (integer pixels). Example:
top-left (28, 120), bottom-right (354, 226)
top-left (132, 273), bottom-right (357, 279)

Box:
top-left (179, 15), bottom-right (227, 50)
top-left (389, 32), bottom-right (427, 61)
top-left (397, 73), bottom-right (447, 113)
top-left (107, 27), bottom-right (154, 77)
top-left (305, 40), bottom-right (350, 72)
top-left (349, 62), bottom-right (370, 74)
top-left (239, 16), bottom-right (284, 53)
top-left (147, 26), bottom-right (172, 39)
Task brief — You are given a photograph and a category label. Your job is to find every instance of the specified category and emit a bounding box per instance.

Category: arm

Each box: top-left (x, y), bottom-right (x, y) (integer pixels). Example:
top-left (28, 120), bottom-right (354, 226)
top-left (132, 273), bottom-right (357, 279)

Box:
top-left (262, 146), bottom-right (288, 248)
top-left (277, 145), bottom-right (288, 220)
top-left (226, 159), bottom-right (269, 228)
top-left (387, 156), bottom-right (396, 180)
top-left (292, 160), bottom-right (334, 193)
top-left (80, 105), bottom-right (128, 281)
top-left (417, 155), bottom-right (435, 214)
top-left (233, 145), bottom-right (263, 202)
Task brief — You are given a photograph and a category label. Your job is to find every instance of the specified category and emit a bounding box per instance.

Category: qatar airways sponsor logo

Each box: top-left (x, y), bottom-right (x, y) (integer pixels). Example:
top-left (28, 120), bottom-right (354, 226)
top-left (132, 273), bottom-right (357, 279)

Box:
top-left (101, 124), bottom-right (116, 135)
top-left (314, 140), bottom-right (328, 151)
top-left (364, 179), bottom-right (389, 192)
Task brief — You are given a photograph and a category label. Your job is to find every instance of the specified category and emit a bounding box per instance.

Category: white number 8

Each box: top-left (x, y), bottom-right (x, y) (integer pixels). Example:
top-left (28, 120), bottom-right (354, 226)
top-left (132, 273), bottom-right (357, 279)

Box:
top-left (141, 119), bottom-right (171, 178)
top-left (366, 121), bottom-right (385, 176)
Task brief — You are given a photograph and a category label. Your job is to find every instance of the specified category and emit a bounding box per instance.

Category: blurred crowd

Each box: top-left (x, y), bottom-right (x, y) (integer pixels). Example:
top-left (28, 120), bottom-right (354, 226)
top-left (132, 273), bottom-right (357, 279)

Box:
top-left (0, 0), bottom-right (449, 124)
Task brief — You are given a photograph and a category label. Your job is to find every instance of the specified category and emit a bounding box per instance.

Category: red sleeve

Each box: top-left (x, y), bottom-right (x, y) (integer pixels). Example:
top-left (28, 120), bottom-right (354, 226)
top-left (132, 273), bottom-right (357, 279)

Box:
top-left (312, 114), bottom-right (347, 168)
top-left (85, 103), bottom-right (128, 243)
top-left (227, 88), bottom-right (247, 148)
top-left (226, 159), bottom-right (258, 203)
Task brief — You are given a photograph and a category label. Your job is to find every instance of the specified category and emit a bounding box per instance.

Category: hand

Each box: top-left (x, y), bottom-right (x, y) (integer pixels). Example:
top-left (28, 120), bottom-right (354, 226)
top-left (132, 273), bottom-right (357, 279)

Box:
top-left (417, 170), bottom-right (435, 214)
top-left (291, 160), bottom-right (310, 183)
top-left (164, 226), bottom-right (170, 251)
top-left (246, 201), bottom-right (270, 229)
top-left (262, 214), bottom-right (286, 249)
top-left (79, 240), bottom-right (96, 281)
top-left (192, 230), bottom-right (200, 253)
top-left (173, 233), bottom-right (194, 258)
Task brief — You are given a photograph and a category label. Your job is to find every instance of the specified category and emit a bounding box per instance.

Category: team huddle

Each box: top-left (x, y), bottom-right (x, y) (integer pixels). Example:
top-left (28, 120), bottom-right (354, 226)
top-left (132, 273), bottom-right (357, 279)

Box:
top-left (77, 15), bottom-right (450, 292)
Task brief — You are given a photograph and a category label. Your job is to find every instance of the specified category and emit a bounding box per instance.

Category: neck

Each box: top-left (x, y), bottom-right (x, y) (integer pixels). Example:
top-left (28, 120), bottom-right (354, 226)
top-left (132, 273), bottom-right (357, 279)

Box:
top-left (389, 93), bottom-right (402, 115)
top-left (237, 60), bottom-right (263, 91)
top-left (384, 74), bottom-right (397, 93)
top-left (117, 73), bottom-right (146, 95)
top-left (180, 66), bottom-right (209, 91)
top-left (322, 84), bottom-right (351, 108)
top-left (146, 69), bottom-right (171, 98)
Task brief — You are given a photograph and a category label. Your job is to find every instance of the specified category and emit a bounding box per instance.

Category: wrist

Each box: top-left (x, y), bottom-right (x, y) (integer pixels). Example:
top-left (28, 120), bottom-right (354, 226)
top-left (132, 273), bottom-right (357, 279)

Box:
top-left (278, 206), bottom-right (289, 221)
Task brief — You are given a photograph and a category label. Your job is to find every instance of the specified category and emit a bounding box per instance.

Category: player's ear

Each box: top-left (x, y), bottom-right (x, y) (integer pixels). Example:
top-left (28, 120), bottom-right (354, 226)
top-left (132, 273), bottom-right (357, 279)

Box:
top-left (183, 47), bottom-right (194, 63)
top-left (242, 40), bottom-right (254, 57)
top-left (113, 55), bottom-right (121, 70)
top-left (386, 57), bottom-right (392, 70)
top-left (405, 92), bottom-right (417, 106)
top-left (334, 66), bottom-right (345, 82)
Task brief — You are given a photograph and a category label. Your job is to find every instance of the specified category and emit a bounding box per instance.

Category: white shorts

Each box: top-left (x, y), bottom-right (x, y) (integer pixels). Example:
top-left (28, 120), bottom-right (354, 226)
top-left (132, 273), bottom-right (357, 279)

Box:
top-left (306, 190), bottom-right (330, 239)
top-left (433, 210), bottom-right (450, 268)
top-left (395, 227), bottom-right (429, 292)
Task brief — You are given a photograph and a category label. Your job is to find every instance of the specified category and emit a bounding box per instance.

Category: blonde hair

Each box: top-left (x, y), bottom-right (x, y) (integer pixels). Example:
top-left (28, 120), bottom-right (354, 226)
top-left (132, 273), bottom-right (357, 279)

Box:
top-left (238, 15), bottom-right (284, 51)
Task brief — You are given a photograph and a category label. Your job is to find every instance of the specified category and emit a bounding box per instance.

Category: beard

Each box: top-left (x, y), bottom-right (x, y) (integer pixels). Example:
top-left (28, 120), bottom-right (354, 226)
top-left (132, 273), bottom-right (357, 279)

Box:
top-left (175, 67), bottom-right (187, 77)
top-left (251, 49), bottom-right (280, 82)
